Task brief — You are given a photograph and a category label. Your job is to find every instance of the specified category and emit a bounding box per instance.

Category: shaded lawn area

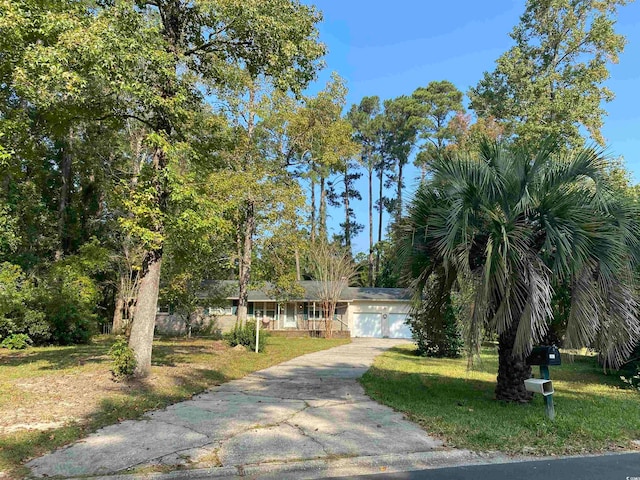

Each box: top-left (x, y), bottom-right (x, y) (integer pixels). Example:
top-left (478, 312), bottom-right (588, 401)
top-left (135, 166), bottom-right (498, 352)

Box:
top-left (361, 344), bottom-right (640, 456)
top-left (0, 335), bottom-right (349, 478)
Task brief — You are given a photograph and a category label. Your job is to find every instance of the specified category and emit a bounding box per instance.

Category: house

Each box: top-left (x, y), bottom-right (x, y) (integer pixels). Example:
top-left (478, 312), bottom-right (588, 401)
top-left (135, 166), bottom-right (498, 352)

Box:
top-left (155, 281), bottom-right (414, 339)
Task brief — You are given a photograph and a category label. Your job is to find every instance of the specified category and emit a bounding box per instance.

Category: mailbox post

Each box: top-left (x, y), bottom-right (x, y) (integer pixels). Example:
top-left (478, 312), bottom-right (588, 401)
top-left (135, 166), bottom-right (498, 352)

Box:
top-left (525, 346), bottom-right (561, 420)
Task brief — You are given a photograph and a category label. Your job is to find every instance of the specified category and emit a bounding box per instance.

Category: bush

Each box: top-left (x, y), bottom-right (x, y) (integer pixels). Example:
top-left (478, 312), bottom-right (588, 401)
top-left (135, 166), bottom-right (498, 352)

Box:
top-left (1, 333), bottom-right (32, 350)
top-left (409, 276), bottom-right (463, 358)
top-left (621, 366), bottom-right (640, 392)
top-left (39, 242), bottom-right (109, 345)
top-left (0, 262), bottom-right (51, 344)
top-left (224, 320), bottom-right (266, 352)
top-left (192, 317), bottom-right (223, 339)
top-left (108, 338), bottom-right (137, 380)
top-left (410, 302), bottom-right (463, 358)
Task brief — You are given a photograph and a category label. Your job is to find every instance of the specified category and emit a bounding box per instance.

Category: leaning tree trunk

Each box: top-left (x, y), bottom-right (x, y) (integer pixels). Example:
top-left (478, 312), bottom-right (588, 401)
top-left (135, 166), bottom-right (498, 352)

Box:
top-left (495, 320), bottom-right (533, 403)
top-left (128, 248), bottom-right (162, 376)
top-left (128, 145), bottom-right (167, 377)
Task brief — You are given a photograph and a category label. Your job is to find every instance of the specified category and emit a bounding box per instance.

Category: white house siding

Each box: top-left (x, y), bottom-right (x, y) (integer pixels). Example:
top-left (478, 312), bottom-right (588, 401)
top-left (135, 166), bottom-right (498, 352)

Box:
top-left (348, 301), bottom-right (412, 338)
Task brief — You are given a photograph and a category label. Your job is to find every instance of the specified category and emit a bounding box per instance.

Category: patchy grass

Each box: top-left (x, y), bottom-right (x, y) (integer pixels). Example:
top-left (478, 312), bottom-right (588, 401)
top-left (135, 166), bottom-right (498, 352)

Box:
top-left (361, 344), bottom-right (640, 457)
top-left (0, 335), bottom-right (349, 479)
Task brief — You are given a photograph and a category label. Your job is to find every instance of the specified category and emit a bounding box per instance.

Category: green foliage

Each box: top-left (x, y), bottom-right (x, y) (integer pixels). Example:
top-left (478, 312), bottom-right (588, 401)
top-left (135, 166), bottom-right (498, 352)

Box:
top-left (190, 317), bottom-right (223, 339)
top-left (108, 338), bottom-right (137, 380)
top-left (620, 367), bottom-right (640, 392)
top-left (224, 321), bottom-right (266, 352)
top-left (470, 0), bottom-right (629, 147)
top-left (398, 140), bottom-right (640, 377)
top-left (412, 80), bottom-right (464, 173)
top-left (373, 240), bottom-right (401, 287)
top-left (0, 333), bottom-right (32, 350)
top-left (408, 273), bottom-right (464, 358)
top-left (39, 241), bottom-right (109, 345)
top-left (0, 0), bottom-right (326, 365)
top-left (0, 262), bottom-right (49, 344)
top-left (409, 292), bottom-right (463, 358)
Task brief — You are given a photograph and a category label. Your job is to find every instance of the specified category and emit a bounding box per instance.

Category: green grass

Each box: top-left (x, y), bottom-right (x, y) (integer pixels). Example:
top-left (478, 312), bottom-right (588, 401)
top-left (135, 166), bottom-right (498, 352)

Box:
top-left (0, 335), bottom-right (349, 479)
top-left (361, 344), bottom-right (640, 456)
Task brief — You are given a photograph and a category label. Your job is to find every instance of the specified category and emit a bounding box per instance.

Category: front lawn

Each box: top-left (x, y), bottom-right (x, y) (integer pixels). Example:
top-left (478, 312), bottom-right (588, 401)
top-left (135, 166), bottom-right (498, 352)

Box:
top-left (361, 344), bottom-right (640, 456)
top-left (0, 335), bottom-right (349, 478)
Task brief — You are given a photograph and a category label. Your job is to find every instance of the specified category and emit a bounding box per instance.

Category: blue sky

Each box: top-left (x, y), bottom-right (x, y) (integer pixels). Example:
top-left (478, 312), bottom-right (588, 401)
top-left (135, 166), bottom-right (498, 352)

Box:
top-left (301, 0), bottom-right (640, 254)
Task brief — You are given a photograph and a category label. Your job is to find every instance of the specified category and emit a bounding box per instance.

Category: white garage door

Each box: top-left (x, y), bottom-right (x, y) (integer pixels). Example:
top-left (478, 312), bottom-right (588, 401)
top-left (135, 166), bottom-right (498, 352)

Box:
top-left (388, 313), bottom-right (411, 338)
top-left (352, 313), bottom-right (382, 338)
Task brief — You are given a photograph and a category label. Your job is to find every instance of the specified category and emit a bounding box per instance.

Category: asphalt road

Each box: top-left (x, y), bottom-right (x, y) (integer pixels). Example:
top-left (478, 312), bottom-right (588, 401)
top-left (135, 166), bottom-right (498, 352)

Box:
top-left (324, 452), bottom-right (640, 480)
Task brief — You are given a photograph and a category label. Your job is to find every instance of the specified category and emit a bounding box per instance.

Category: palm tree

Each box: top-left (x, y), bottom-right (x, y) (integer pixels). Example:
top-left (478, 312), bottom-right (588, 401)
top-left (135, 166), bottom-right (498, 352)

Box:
top-left (398, 140), bottom-right (640, 402)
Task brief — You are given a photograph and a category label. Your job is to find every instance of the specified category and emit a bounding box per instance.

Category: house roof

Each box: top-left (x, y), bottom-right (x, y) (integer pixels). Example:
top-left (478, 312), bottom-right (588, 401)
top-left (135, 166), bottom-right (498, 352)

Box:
top-left (204, 280), bottom-right (411, 303)
top-left (347, 287), bottom-right (412, 301)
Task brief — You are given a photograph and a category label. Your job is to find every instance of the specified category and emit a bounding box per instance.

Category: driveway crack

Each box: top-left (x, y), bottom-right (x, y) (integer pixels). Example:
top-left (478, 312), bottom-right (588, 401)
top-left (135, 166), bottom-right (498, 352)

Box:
top-left (285, 420), bottom-right (331, 457)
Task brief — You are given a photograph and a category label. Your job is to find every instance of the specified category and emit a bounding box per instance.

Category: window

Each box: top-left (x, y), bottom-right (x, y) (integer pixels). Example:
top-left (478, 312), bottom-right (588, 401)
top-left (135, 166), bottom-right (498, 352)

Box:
top-left (208, 301), bottom-right (233, 315)
top-left (265, 302), bottom-right (276, 321)
top-left (306, 302), bottom-right (322, 319)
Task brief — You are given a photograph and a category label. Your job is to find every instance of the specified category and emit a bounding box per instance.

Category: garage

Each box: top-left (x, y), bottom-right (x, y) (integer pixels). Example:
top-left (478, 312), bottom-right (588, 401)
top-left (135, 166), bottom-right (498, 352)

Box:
top-left (352, 311), bottom-right (411, 338)
top-left (348, 288), bottom-right (413, 339)
top-left (387, 312), bottom-right (412, 338)
top-left (352, 312), bottom-right (382, 337)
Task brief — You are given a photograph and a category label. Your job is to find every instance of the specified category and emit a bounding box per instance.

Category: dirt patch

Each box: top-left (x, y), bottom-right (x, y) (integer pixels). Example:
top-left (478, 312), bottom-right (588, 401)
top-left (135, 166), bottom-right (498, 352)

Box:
top-left (0, 339), bottom-right (232, 434)
top-left (2, 369), bottom-right (126, 433)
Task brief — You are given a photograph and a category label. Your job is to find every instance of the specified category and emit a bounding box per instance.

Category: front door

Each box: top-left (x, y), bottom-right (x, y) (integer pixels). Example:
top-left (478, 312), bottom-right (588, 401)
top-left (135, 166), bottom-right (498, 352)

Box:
top-left (283, 303), bottom-right (297, 328)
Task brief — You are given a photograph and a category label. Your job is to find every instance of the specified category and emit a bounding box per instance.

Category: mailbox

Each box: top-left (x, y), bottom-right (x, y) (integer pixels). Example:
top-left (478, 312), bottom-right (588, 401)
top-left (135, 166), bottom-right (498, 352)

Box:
top-left (527, 346), bottom-right (561, 366)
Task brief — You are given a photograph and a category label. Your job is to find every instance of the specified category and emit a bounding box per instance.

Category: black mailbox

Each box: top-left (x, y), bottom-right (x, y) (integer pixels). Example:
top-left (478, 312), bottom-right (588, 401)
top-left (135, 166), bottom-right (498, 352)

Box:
top-left (527, 346), bottom-right (561, 366)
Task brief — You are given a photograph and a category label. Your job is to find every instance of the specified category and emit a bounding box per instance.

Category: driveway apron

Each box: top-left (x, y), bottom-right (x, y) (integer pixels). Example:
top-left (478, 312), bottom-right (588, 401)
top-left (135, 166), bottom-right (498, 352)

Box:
top-left (28, 338), bottom-right (444, 478)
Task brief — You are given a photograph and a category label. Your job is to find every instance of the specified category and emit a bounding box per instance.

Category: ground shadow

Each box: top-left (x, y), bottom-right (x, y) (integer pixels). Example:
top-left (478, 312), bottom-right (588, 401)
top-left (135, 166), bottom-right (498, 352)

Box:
top-left (360, 345), bottom-right (640, 456)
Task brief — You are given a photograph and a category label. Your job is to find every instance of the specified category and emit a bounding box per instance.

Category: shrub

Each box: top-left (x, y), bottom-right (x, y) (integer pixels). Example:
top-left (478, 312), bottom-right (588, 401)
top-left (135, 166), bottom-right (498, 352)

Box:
top-left (1, 333), bottom-right (32, 350)
top-left (0, 262), bottom-right (51, 344)
top-left (108, 338), bottom-right (137, 380)
top-left (224, 320), bottom-right (266, 352)
top-left (620, 367), bottom-right (640, 392)
top-left (39, 241), bottom-right (108, 345)
top-left (192, 317), bottom-right (223, 339)
top-left (409, 300), bottom-right (463, 358)
top-left (409, 275), bottom-right (463, 358)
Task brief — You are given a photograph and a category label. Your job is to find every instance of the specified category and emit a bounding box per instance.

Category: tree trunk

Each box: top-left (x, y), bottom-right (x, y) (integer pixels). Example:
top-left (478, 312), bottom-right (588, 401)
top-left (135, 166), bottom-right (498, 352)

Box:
top-left (55, 131), bottom-right (73, 260)
top-left (343, 165), bottom-right (351, 251)
top-left (237, 200), bottom-right (255, 325)
top-left (128, 145), bottom-right (167, 377)
top-left (128, 248), bottom-right (162, 377)
top-left (368, 162), bottom-right (374, 287)
top-left (295, 248), bottom-right (301, 281)
top-left (396, 161), bottom-right (403, 222)
top-left (112, 293), bottom-right (125, 335)
top-left (310, 176), bottom-right (316, 243)
top-left (114, 127), bottom-right (143, 337)
top-left (495, 319), bottom-right (533, 403)
top-left (375, 164), bottom-right (384, 283)
top-left (319, 176), bottom-right (327, 241)
top-left (236, 86), bottom-right (257, 326)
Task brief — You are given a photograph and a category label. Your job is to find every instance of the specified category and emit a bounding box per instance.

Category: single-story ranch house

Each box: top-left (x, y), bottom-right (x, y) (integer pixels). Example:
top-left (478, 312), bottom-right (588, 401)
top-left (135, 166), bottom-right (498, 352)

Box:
top-left (155, 281), bottom-right (413, 339)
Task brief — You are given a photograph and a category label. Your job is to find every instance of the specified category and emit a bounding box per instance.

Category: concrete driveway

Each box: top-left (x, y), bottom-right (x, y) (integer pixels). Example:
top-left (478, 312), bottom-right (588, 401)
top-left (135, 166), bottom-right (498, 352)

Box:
top-left (27, 339), bottom-right (476, 479)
